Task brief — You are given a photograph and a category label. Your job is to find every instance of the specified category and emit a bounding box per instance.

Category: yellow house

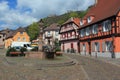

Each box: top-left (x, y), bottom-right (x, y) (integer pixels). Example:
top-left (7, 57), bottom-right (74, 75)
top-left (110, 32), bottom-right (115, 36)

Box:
top-left (5, 27), bottom-right (30, 48)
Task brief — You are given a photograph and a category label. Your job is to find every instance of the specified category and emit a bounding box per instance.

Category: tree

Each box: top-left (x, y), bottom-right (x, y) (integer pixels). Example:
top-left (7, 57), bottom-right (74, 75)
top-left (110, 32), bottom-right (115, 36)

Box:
top-left (27, 22), bottom-right (39, 41)
top-left (69, 12), bottom-right (79, 18)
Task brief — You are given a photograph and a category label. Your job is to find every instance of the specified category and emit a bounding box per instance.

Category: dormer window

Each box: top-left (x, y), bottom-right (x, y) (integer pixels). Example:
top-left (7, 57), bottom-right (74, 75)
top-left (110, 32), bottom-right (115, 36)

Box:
top-left (87, 16), bottom-right (92, 23)
top-left (20, 32), bottom-right (23, 34)
top-left (102, 20), bottom-right (111, 32)
top-left (92, 24), bottom-right (98, 34)
top-left (86, 27), bottom-right (90, 36)
top-left (80, 29), bottom-right (85, 37)
top-left (47, 31), bottom-right (50, 36)
top-left (80, 20), bottom-right (83, 26)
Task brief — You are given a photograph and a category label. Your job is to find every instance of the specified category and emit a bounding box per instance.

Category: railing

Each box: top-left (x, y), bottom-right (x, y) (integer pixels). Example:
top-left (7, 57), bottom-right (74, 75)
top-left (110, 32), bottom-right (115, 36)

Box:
top-left (60, 35), bottom-right (78, 41)
top-left (45, 34), bottom-right (53, 38)
top-left (61, 27), bottom-right (74, 32)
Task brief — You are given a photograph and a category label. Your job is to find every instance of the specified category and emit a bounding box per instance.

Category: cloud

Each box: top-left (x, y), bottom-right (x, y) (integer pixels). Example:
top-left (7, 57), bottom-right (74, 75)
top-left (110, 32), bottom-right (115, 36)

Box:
top-left (0, 0), bottom-right (95, 30)
top-left (17, 0), bottom-right (95, 17)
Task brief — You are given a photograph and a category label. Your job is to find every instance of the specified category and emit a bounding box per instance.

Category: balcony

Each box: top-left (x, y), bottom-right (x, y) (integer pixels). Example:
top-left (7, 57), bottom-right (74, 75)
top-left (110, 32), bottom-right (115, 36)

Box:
top-left (45, 34), bottom-right (53, 38)
top-left (61, 27), bottom-right (74, 33)
top-left (60, 35), bottom-right (78, 41)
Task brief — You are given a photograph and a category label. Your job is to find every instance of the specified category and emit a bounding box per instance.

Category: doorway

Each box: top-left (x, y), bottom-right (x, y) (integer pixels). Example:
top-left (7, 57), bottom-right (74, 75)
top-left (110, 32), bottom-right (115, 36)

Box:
top-left (88, 42), bottom-right (91, 56)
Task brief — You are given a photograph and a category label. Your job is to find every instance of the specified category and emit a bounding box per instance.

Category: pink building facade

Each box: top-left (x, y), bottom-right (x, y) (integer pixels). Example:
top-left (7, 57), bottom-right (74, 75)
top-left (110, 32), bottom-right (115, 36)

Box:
top-left (59, 17), bottom-right (80, 53)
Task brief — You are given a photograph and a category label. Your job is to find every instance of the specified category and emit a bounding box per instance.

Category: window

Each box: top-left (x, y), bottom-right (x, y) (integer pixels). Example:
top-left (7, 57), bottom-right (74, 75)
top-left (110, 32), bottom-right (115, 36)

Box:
top-left (48, 31), bottom-right (50, 35)
top-left (83, 44), bottom-right (86, 52)
top-left (68, 33), bottom-right (70, 37)
top-left (80, 20), bottom-right (83, 26)
top-left (86, 27), bottom-right (90, 36)
top-left (105, 41), bottom-right (113, 51)
top-left (80, 29), bottom-right (85, 37)
top-left (24, 44), bottom-right (27, 48)
top-left (102, 20), bottom-right (111, 32)
top-left (71, 43), bottom-right (73, 48)
top-left (55, 31), bottom-right (59, 36)
top-left (95, 42), bottom-right (99, 52)
top-left (87, 16), bottom-right (92, 23)
top-left (17, 37), bottom-right (20, 41)
top-left (47, 31), bottom-right (51, 36)
top-left (22, 37), bottom-right (26, 41)
top-left (0, 36), bottom-right (1, 38)
top-left (92, 24), bottom-right (98, 34)
top-left (3, 34), bottom-right (5, 37)
top-left (69, 23), bottom-right (72, 26)
top-left (20, 32), bottom-right (23, 34)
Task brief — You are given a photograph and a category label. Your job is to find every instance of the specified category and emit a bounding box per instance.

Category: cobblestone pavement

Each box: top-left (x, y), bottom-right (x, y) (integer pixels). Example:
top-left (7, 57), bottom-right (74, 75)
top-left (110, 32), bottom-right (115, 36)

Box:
top-left (95, 57), bottom-right (120, 66)
top-left (0, 49), bottom-right (87, 80)
top-left (65, 54), bottom-right (120, 80)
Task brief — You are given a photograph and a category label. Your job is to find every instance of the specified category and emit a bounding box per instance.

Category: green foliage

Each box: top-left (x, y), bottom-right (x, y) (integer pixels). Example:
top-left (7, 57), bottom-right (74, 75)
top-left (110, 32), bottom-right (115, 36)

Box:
top-left (20, 47), bottom-right (27, 56)
top-left (6, 47), bottom-right (17, 56)
top-left (42, 10), bottom-right (87, 27)
top-left (55, 47), bottom-right (61, 52)
top-left (20, 47), bottom-right (27, 53)
top-left (69, 11), bottom-right (79, 17)
top-left (78, 10), bottom-right (88, 18)
top-left (27, 22), bottom-right (39, 41)
top-left (54, 39), bottom-right (61, 52)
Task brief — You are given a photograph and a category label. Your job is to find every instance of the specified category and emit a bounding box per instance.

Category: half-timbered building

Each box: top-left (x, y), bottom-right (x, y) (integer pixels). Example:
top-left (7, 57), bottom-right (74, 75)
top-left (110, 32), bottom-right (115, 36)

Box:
top-left (78, 0), bottom-right (120, 58)
top-left (59, 17), bottom-right (80, 53)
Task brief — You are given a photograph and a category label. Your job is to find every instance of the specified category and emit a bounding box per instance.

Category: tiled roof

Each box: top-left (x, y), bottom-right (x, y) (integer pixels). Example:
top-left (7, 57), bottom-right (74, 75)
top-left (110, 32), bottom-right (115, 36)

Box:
top-left (80, 0), bottom-right (120, 28)
top-left (44, 23), bottom-right (60, 31)
top-left (0, 28), bottom-right (11, 35)
top-left (62, 17), bottom-right (80, 27)
top-left (6, 27), bottom-right (26, 39)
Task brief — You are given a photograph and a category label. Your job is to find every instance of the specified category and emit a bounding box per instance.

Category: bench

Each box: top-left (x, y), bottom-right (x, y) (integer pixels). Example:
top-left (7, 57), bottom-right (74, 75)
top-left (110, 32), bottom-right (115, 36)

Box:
top-left (10, 52), bottom-right (21, 55)
top-left (9, 52), bottom-right (25, 56)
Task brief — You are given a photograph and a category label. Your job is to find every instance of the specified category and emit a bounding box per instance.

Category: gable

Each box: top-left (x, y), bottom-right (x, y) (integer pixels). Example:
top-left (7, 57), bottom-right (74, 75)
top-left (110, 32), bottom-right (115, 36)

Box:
top-left (13, 32), bottom-right (30, 42)
top-left (60, 22), bottom-right (79, 33)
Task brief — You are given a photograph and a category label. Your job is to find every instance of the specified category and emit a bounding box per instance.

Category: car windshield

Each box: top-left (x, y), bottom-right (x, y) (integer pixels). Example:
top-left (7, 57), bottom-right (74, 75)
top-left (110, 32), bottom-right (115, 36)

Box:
top-left (27, 44), bottom-right (31, 47)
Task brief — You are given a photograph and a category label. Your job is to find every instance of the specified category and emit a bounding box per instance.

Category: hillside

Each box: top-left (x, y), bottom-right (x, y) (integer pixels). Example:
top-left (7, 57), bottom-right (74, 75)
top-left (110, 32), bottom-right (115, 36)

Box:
top-left (41, 10), bottom-right (87, 27)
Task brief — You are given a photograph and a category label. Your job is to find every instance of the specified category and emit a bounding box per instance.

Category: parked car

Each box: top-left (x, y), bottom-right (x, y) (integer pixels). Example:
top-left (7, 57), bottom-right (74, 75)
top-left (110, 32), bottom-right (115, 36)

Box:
top-left (13, 46), bottom-right (21, 51)
top-left (11, 42), bottom-right (33, 51)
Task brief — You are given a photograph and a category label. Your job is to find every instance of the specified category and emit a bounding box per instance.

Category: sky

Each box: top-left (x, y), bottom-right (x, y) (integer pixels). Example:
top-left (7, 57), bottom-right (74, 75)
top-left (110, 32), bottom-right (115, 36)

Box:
top-left (0, 0), bottom-right (95, 30)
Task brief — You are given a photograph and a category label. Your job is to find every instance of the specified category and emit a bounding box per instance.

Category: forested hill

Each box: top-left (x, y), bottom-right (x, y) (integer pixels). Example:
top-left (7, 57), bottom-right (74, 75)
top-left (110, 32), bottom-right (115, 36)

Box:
top-left (42, 10), bottom-right (87, 27)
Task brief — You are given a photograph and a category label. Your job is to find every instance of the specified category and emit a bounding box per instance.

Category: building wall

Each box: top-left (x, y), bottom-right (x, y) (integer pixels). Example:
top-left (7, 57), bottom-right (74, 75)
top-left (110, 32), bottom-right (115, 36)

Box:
top-left (61, 40), bottom-right (78, 53)
top-left (80, 37), bottom-right (113, 57)
top-left (0, 34), bottom-right (4, 48)
top-left (43, 30), bottom-right (60, 45)
top-left (79, 11), bottom-right (120, 58)
top-left (5, 32), bottom-right (30, 48)
top-left (13, 32), bottom-right (30, 42)
top-left (5, 38), bottom-right (13, 48)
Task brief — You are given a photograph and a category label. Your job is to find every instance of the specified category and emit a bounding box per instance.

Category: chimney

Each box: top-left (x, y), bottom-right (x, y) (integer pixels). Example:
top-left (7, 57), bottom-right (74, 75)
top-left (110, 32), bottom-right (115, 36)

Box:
top-left (95, 0), bottom-right (98, 5)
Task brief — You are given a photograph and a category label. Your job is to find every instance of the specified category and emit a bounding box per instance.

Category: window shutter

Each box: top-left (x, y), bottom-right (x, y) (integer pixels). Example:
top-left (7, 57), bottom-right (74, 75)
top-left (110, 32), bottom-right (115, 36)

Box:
top-left (102, 42), bottom-right (105, 52)
top-left (108, 20), bottom-right (112, 31)
top-left (109, 41), bottom-right (113, 52)
top-left (80, 44), bottom-right (83, 51)
top-left (92, 42), bottom-right (95, 52)
top-left (98, 43), bottom-right (100, 52)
